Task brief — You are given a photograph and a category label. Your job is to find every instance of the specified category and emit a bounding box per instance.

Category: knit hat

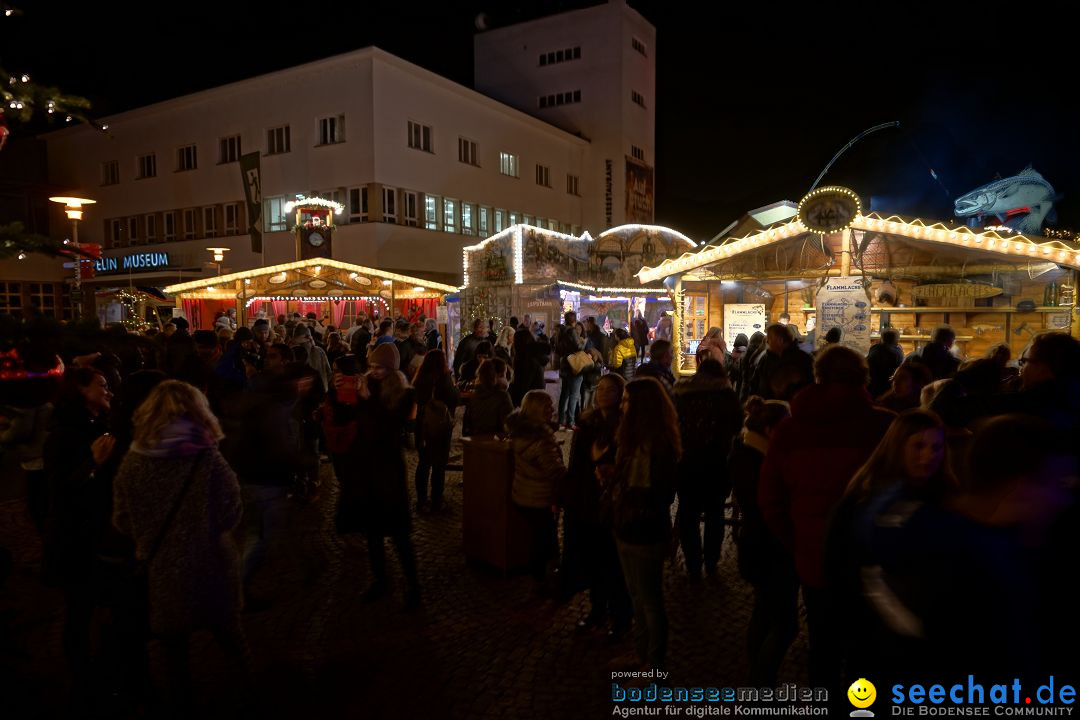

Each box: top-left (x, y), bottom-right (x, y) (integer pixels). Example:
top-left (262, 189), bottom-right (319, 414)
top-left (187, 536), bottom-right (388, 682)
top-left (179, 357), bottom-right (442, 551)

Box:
top-left (368, 341), bottom-right (400, 370)
top-left (733, 333), bottom-right (749, 349)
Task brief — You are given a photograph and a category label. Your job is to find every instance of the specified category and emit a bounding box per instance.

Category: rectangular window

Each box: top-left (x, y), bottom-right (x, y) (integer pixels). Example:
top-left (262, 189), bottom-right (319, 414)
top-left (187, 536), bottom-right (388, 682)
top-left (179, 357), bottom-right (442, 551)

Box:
top-left (128, 217), bottom-right (139, 246)
top-left (163, 211), bottom-right (176, 242)
top-left (267, 125), bottom-right (290, 155)
top-left (224, 203), bottom-right (240, 235)
top-left (176, 144), bottom-right (197, 172)
top-left (318, 115), bottom-right (345, 145)
top-left (182, 209), bottom-right (197, 240)
top-left (29, 283), bottom-right (56, 316)
top-left (265, 196), bottom-right (287, 232)
top-left (203, 207), bottom-right (217, 238)
top-left (136, 153), bottom-right (156, 179)
top-left (539, 46), bottom-right (581, 65)
top-left (632, 37), bottom-right (647, 56)
top-left (523, 214), bottom-right (534, 227)
top-left (631, 145), bottom-right (645, 162)
top-left (382, 187), bottom-right (397, 223)
top-left (479, 207), bottom-right (490, 238)
top-left (107, 219), bottom-right (122, 248)
top-left (407, 121), bottom-right (432, 152)
top-left (535, 164), bottom-right (551, 187)
top-left (0, 282), bottom-right (21, 315)
top-left (543, 90), bottom-right (582, 108)
top-left (145, 214), bottom-right (157, 242)
top-left (443, 198), bottom-right (456, 233)
top-left (547, 219), bottom-right (558, 231)
top-left (509, 211), bottom-right (519, 225)
top-left (404, 191), bottom-right (418, 227)
top-left (462, 203), bottom-right (474, 236)
top-left (631, 90), bottom-right (646, 108)
top-left (425, 195), bottom-right (439, 230)
top-left (102, 160), bottom-right (119, 186)
top-left (219, 135), bottom-right (241, 164)
top-left (349, 186), bottom-right (368, 222)
top-left (566, 174), bottom-right (580, 195)
top-left (458, 137), bottom-right (478, 166)
top-left (499, 152), bottom-right (519, 178)
top-left (494, 209), bottom-right (505, 233)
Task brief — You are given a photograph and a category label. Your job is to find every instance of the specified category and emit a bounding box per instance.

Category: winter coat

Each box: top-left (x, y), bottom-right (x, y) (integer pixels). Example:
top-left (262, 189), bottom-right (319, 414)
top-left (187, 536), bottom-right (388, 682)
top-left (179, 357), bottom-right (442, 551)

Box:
top-left (609, 337), bottom-right (638, 371)
top-left (560, 407), bottom-right (620, 517)
top-left (748, 346), bottom-right (814, 401)
top-left (113, 434), bottom-right (242, 635)
top-left (556, 325), bottom-right (586, 375)
top-left (509, 336), bottom-right (550, 406)
top-left (918, 341), bottom-right (960, 381)
top-left (414, 373), bottom-right (459, 451)
top-left (867, 342), bottom-right (904, 399)
top-left (295, 336), bottom-right (332, 392)
top-left (506, 410), bottom-right (565, 509)
top-left (328, 377), bottom-right (415, 536)
top-left (631, 317), bottom-right (650, 347)
top-left (453, 332), bottom-right (486, 379)
top-left (468, 384), bottom-right (514, 436)
top-left (672, 369), bottom-right (742, 499)
top-left (634, 362), bottom-right (675, 394)
top-left (759, 382), bottom-right (895, 588)
top-left (728, 431), bottom-right (792, 585)
top-left (610, 440), bottom-right (677, 545)
top-left (350, 329), bottom-right (372, 370)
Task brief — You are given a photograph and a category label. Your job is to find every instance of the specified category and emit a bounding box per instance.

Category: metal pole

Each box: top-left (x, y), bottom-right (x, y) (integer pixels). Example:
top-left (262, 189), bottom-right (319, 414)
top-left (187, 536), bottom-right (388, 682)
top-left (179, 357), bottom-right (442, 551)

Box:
top-left (808, 121), bottom-right (900, 195)
top-left (72, 217), bottom-right (81, 321)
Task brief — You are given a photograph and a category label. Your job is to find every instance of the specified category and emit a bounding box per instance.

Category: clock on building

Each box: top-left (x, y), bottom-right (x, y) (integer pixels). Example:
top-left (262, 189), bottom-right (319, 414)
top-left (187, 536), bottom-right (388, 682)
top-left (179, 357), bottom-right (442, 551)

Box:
top-left (308, 231), bottom-right (326, 247)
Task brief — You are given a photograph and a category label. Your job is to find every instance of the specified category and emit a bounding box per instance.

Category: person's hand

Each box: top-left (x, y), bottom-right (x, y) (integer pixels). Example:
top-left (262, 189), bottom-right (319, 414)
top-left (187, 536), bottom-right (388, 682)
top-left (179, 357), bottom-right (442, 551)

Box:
top-left (356, 373), bottom-right (371, 400)
top-left (332, 371), bottom-right (346, 392)
top-left (91, 433), bottom-right (116, 467)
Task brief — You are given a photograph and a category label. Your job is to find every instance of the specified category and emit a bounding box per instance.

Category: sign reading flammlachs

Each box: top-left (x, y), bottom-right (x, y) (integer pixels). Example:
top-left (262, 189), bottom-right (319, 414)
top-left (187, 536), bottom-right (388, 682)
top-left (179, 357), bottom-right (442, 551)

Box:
top-left (910, 283), bottom-right (1002, 300)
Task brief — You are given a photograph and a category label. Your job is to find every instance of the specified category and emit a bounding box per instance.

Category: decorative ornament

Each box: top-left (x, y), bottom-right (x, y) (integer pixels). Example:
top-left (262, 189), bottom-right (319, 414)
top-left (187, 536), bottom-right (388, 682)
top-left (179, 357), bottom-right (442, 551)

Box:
top-left (797, 186), bottom-right (862, 234)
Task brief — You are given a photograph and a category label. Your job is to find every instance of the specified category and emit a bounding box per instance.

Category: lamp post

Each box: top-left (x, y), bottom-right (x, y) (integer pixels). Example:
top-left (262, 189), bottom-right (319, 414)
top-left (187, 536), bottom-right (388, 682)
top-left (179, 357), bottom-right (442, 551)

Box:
top-left (206, 247), bottom-right (230, 275)
top-left (49, 195), bottom-right (96, 321)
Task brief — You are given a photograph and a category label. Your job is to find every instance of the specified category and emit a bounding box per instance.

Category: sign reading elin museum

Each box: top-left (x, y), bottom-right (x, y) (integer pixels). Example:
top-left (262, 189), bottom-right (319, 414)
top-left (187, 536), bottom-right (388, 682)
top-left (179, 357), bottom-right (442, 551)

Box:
top-left (94, 251), bottom-right (171, 274)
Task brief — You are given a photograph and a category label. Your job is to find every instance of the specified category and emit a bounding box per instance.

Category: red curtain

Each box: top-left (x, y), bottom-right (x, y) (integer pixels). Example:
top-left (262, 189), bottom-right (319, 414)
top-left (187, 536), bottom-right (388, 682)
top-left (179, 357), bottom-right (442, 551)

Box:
top-left (331, 300), bottom-right (346, 329)
top-left (271, 300), bottom-right (287, 324)
top-left (181, 299), bottom-right (200, 329)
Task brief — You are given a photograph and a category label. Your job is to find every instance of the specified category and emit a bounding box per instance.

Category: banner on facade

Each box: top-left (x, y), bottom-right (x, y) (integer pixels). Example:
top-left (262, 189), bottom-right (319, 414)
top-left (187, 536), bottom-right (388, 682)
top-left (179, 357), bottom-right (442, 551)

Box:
top-left (816, 277), bottom-right (872, 354)
top-left (625, 159), bottom-right (654, 224)
top-left (239, 152), bottom-right (263, 253)
top-left (723, 304), bottom-right (767, 345)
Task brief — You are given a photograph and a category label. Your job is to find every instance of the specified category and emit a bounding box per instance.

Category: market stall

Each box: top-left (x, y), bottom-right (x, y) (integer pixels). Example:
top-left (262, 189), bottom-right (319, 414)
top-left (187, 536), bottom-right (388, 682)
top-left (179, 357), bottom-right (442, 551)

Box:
top-left (637, 187), bottom-right (1080, 373)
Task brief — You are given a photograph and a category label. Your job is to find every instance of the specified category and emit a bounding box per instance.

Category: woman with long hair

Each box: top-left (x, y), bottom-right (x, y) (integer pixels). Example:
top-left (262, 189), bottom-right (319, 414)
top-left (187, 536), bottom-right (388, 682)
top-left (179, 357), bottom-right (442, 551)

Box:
top-left (602, 377), bottom-right (681, 672)
top-left (494, 325), bottom-right (515, 364)
top-left (324, 331), bottom-right (351, 367)
top-left (876, 360), bottom-right (933, 413)
top-left (509, 326), bottom-right (549, 407)
top-left (412, 350), bottom-right (459, 512)
top-left (112, 380), bottom-right (250, 710)
top-left (506, 389), bottom-right (566, 593)
top-left (469, 358), bottom-right (514, 436)
top-left (728, 395), bottom-right (794, 686)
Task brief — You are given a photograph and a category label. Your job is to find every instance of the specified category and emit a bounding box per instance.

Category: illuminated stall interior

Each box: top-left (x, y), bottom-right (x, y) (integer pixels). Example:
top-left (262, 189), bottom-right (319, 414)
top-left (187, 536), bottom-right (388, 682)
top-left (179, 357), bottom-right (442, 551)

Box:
top-left (163, 258), bottom-right (458, 331)
top-left (638, 203), bottom-right (1080, 373)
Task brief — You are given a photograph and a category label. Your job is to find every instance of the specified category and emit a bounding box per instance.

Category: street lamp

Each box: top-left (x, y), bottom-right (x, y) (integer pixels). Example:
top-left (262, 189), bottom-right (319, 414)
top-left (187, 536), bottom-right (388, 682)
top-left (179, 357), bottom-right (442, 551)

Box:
top-left (49, 195), bottom-right (96, 321)
top-left (206, 247), bottom-right (230, 275)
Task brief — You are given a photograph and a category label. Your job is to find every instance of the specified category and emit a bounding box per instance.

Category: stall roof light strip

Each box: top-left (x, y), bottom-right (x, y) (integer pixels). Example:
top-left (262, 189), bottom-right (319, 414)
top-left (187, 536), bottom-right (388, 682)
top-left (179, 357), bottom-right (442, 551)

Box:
top-left (597, 224), bottom-right (696, 247)
top-left (636, 213), bottom-right (1080, 283)
top-left (163, 258), bottom-right (458, 294)
top-left (556, 279), bottom-right (670, 294)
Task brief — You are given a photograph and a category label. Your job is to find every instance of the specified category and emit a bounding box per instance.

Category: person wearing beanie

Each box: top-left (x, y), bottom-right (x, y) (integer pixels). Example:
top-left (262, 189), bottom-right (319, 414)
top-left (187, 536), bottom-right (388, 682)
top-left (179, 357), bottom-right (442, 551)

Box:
top-left (291, 323), bottom-right (331, 392)
top-left (727, 333), bottom-right (751, 396)
top-left (368, 341), bottom-right (399, 372)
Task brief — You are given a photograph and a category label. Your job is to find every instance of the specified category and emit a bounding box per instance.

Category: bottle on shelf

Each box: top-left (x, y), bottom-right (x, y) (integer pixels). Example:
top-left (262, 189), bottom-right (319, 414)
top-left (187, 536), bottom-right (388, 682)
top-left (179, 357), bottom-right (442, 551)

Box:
top-left (1044, 282), bottom-right (1058, 307)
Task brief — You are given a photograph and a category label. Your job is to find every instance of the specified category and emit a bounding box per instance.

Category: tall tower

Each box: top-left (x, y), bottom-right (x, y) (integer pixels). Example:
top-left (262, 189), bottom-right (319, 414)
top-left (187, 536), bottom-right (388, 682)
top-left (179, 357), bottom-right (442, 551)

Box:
top-left (474, 0), bottom-right (656, 234)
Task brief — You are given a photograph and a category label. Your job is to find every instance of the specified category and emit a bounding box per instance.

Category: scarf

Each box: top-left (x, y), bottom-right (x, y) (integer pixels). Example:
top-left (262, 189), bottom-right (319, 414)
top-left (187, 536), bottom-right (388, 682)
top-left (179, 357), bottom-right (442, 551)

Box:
top-left (131, 416), bottom-right (215, 458)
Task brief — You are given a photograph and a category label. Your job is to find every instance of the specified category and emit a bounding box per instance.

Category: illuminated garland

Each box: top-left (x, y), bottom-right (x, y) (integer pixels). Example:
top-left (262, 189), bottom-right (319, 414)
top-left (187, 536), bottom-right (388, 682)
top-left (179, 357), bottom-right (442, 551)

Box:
top-left (116, 289), bottom-right (150, 330)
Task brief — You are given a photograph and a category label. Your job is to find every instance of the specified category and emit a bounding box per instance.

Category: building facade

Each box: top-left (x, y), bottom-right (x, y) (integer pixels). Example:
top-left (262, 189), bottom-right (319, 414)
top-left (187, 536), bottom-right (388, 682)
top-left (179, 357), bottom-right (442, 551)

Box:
top-left (15, 2), bottom-right (656, 321)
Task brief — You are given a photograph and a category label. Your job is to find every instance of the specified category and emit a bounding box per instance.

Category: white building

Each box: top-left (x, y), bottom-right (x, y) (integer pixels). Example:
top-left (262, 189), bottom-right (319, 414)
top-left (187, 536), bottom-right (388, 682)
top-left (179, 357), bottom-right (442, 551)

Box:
top-left (13, 1), bottom-right (655, 319)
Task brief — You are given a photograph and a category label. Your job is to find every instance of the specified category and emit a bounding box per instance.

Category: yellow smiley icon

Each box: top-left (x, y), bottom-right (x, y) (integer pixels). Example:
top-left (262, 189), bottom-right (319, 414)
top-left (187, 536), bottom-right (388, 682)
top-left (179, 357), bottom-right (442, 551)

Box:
top-left (848, 679), bottom-right (877, 709)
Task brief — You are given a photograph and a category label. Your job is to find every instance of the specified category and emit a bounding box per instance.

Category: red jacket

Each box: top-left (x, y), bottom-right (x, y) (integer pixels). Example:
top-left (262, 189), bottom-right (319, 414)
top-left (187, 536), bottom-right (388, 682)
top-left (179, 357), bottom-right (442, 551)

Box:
top-left (758, 383), bottom-right (895, 588)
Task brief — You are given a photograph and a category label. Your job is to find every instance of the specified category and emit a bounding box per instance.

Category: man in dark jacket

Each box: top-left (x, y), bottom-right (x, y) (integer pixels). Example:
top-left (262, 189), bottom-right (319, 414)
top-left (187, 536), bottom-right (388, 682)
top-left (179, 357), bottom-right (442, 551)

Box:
top-left (453, 318), bottom-right (489, 380)
top-left (672, 359), bottom-right (743, 580)
top-left (631, 311), bottom-right (650, 363)
top-left (748, 324), bottom-right (813, 401)
top-left (635, 339), bottom-right (675, 393)
top-left (916, 325), bottom-right (960, 380)
top-left (867, 328), bottom-right (904, 398)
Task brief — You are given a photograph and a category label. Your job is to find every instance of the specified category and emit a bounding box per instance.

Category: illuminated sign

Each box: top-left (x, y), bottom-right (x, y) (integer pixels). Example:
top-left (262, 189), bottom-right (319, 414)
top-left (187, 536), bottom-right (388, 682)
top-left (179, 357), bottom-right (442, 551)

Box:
top-left (797, 186), bottom-right (862, 234)
top-left (94, 251), bottom-right (171, 274)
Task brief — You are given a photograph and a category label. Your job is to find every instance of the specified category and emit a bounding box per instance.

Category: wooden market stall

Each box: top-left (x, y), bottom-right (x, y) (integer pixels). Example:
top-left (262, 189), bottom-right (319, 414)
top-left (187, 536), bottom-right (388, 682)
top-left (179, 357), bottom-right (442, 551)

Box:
top-left (637, 187), bottom-right (1080, 374)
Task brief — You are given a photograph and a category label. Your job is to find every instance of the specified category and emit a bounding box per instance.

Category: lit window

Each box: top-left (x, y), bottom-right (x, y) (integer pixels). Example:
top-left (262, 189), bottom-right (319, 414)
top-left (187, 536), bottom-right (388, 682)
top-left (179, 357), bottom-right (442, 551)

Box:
top-left (462, 203), bottom-right (474, 235)
top-left (264, 196), bottom-right (287, 232)
top-left (499, 152), bottom-right (519, 178)
top-left (443, 198), bottom-right (457, 233)
top-left (494, 209), bottom-right (505, 233)
top-left (479, 207), bottom-right (490, 238)
top-left (425, 195), bottom-right (439, 230)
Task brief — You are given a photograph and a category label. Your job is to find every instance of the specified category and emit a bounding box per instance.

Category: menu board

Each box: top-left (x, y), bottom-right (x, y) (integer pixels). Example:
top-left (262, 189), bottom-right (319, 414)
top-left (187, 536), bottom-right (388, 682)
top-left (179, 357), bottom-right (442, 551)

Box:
top-left (724, 304), bottom-right (767, 344)
top-left (816, 278), bottom-right (872, 354)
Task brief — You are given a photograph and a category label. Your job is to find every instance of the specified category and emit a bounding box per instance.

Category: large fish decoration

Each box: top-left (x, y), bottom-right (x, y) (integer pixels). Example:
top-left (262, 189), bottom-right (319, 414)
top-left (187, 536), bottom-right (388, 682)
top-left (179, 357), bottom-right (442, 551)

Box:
top-left (954, 167), bottom-right (1058, 236)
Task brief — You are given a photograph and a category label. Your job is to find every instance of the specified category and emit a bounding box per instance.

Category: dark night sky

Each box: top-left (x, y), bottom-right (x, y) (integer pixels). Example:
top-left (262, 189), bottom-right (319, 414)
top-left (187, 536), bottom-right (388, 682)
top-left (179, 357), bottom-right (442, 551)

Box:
top-left (4, 1), bottom-right (1077, 241)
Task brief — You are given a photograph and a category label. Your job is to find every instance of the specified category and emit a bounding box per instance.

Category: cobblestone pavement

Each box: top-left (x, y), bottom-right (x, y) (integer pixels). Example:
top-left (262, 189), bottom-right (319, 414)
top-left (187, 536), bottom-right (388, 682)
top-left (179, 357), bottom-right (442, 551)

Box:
top-left (0, 414), bottom-right (808, 719)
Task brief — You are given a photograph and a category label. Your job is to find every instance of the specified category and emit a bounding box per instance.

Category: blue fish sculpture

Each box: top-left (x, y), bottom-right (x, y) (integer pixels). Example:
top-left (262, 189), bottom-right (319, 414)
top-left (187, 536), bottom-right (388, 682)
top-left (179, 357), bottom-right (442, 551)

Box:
top-left (954, 167), bottom-right (1058, 236)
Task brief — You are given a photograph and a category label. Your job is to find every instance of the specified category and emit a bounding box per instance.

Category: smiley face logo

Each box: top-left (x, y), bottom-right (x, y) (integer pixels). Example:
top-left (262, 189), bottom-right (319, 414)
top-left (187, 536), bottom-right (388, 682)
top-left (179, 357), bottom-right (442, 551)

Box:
top-left (848, 678), bottom-right (877, 709)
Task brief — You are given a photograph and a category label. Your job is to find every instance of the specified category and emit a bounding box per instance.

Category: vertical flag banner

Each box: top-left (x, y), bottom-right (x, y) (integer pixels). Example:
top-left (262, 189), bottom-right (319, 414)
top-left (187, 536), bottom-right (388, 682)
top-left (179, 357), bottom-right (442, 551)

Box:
top-left (239, 152), bottom-right (263, 253)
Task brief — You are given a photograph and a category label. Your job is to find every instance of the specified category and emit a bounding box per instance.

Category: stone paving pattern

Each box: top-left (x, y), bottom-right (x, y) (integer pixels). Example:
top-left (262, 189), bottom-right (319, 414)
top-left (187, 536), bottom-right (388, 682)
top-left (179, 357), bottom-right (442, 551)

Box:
top-left (0, 405), bottom-right (809, 719)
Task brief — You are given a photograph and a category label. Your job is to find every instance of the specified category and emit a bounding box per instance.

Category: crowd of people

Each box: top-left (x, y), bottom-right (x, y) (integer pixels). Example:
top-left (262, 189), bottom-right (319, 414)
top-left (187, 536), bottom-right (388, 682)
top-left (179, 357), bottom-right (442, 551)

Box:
top-left (1, 305), bottom-right (1078, 713)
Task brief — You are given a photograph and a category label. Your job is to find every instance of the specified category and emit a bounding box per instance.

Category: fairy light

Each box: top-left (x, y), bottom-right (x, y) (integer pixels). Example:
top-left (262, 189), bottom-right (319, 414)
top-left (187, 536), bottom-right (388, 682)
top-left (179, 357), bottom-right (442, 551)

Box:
top-left (797, 186), bottom-right (862, 234)
top-left (283, 196), bottom-right (344, 215)
top-left (597, 224), bottom-right (697, 247)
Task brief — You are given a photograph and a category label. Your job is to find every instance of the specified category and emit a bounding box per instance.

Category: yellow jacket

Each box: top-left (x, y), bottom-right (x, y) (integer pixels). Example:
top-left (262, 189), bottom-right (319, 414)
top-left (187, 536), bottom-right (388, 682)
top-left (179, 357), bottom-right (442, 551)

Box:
top-left (609, 337), bottom-right (638, 368)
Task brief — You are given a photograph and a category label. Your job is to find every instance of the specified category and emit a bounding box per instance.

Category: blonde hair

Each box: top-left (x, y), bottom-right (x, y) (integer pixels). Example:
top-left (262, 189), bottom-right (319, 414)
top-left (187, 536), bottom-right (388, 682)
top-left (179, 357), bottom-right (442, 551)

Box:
top-left (520, 389), bottom-right (553, 424)
top-left (496, 325), bottom-right (515, 349)
top-left (132, 380), bottom-right (223, 449)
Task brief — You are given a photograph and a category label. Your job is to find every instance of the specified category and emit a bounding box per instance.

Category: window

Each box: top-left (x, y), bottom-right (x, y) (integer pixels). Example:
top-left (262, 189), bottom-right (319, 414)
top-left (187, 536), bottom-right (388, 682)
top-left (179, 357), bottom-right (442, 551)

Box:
top-left (128, 217), bottom-right (139, 246)
top-left (631, 145), bottom-right (645, 162)
top-left (382, 187), bottom-right (397, 223)
top-left (0, 282), bottom-right (20, 315)
top-left (547, 219), bottom-right (558, 231)
top-left (509, 211), bottom-right (519, 225)
top-left (101, 160), bottom-right (119, 186)
top-left (404, 191), bottom-right (418, 227)
top-left (107, 219), bottom-right (122, 248)
top-left (182, 209), bottom-right (197, 240)
top-left (267, 125), bottom-right (290, 155)
top-left (494, 209), bottom-right (505, 233)
top-left (264, 196), bottom-right (286, 232)
top-left (535, 164), bottom-right (551, 187)
top-left (539, 46), bottom-right (581, 65)
top-left (523, 214), bottom-right (534, 227)
top-left (539, 90), bottom-right (582, 108)
top-left (318, 115), bottom-right (345, 145)
top-left (632, 37), bottom-right (647, 56)
top-left (203, 207), bottom-right (217, 238)
top-left (499, 152), bottom-right (519, 177)
top-left (219, 135), bottom-right (241, 164)
top-left (566, 174), bottom-right (580, 196)
top-left (458, 137), bottom-right (478, 166)
top-left (163, 211), bottom-right (176, 242)
top-left (349, 187), bottom-right (368, 222)
top-left (631, 90), bottom-right (646, 108)
top-left (425, 195), bottom-right (439, 230)
top-left (407, 121), bottom-right (432, 152)
top-left (443, 198), bottom-right (456, 233)
top-left (136, 153), bottom-right (156, 179)
top-left (225, 204), bottom-right (240, 235)
top-left (29, 283), bottom-right (55, 316)
top-left (479, 207), bottom-right (490, 238)
top-left (176, 144), bottom-right (197, 172)
top-left (462, 203), bottom-right (474, 235)
top-left (145, 214), bottom-right (157, 243)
